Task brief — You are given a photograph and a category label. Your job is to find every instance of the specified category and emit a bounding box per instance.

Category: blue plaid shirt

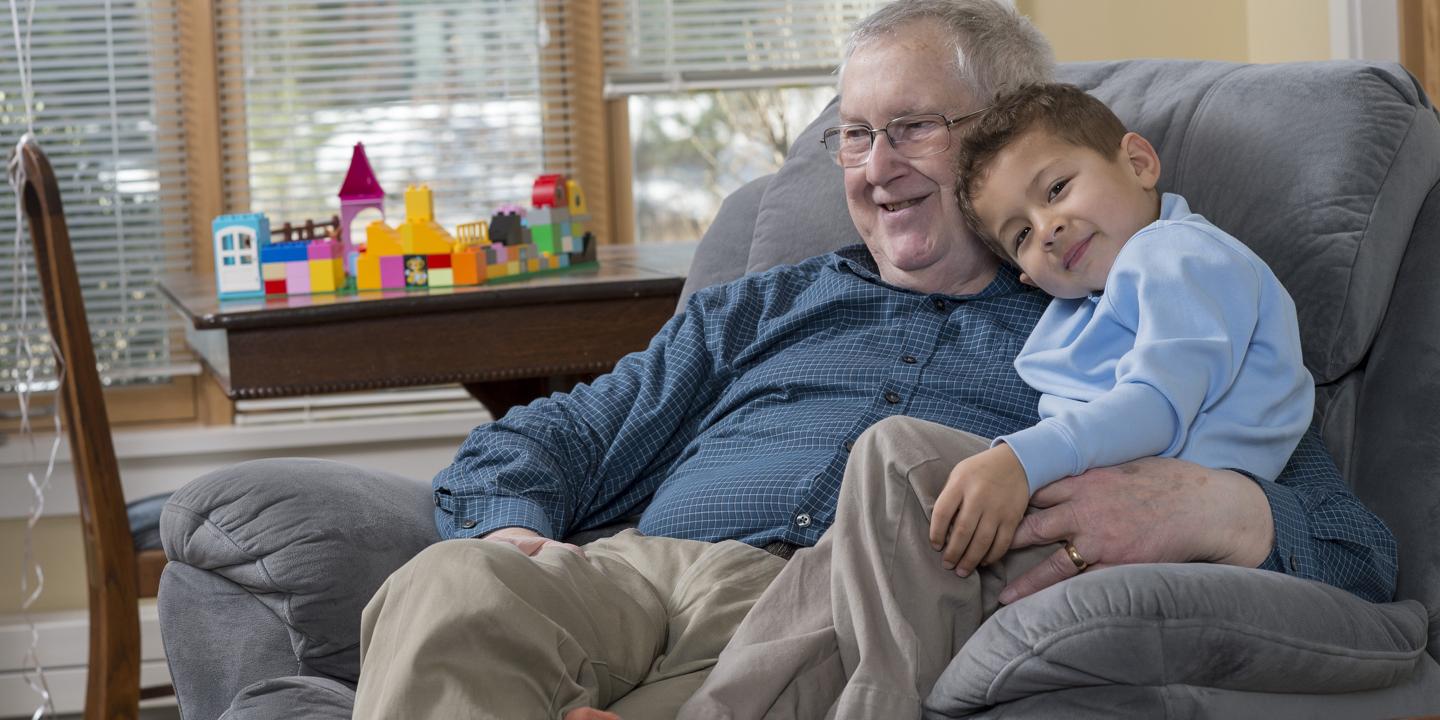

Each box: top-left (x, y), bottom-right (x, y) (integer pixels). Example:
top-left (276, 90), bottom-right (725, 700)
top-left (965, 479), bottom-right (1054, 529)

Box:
top-left (434, 246), bottom-right (1397, 603)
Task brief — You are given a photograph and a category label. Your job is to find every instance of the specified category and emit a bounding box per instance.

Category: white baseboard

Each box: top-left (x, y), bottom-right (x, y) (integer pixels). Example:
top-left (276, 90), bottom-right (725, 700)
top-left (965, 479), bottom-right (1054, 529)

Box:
top-left (0, 605), bottom-right (170, 718)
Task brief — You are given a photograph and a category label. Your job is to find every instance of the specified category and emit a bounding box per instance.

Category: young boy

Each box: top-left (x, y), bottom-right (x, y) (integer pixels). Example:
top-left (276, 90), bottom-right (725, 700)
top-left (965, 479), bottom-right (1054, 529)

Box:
top-left (936, 83), bottom-right (1315, 575)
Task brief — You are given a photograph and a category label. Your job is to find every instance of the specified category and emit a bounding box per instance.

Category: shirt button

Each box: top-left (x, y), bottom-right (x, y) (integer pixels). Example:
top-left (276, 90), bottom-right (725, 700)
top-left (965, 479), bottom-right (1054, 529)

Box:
top-left (794, 513), bottom-right (812, 528)
top-left (460, 519), bottom-right (477, 529)
top-left (1288, 554), bottom-right (1300, 571)
top-left (884, 391), bottom-right (901, 404)
top-left (844, 439), bottom-right (854, 451)
top-left (901, 355), bottom-right (917, 364)
top-left (931, 298), bottom-right (946, 311)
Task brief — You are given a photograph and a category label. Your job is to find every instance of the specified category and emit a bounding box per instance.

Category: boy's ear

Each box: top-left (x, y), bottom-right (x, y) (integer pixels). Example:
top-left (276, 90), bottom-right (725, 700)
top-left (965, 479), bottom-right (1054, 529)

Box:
top-left (1018, 272), bottom-right (1037, 287)
top-left (1120, 132), bottom-right (1161, 190)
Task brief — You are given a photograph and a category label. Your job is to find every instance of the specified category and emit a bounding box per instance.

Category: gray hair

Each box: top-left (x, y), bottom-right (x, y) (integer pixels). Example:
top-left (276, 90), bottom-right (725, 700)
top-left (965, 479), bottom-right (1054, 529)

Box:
top-left (841, 0), bottom-right (1056, 103)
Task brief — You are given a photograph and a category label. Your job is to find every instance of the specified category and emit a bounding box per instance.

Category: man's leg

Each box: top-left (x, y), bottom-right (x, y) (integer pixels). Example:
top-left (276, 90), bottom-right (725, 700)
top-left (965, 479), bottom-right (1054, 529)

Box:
top-left (830, 416), bottom-right (1053, 718)
top-left (354, 529), bottom-right (784, 720)
top-left (686, 417), bottom-right (1055, 720)
top-left (677, 537), bottom-right (844, 720)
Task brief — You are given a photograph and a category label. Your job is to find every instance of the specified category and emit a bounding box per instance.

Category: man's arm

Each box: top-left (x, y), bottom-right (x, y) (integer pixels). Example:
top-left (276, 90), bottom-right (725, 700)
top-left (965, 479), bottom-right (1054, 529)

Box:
top-left (432, 280), bottom-right (765, 541)
top-left (1246, 426), bottom-right (1398, 601)
top-left (1002, 426), bottom-right (1398, 604)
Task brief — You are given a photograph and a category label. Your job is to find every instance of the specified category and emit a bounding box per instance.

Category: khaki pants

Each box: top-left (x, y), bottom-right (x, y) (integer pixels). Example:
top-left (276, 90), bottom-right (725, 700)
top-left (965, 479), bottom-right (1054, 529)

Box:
top-left (681, 417), bottom-right (1056, 720)
top-left (353, 529), bottom-right (786, 720)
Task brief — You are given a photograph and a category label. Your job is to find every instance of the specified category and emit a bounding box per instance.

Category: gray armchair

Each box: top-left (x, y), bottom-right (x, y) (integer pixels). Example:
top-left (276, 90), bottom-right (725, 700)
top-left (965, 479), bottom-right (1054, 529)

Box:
top-left (160, 60), bottom-right (1440, 719)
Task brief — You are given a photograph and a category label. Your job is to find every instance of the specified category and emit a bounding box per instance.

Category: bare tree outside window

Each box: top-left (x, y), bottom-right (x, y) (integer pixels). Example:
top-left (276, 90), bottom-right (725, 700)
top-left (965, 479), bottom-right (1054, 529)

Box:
top-left (631, 86), bottom-right (833, 244)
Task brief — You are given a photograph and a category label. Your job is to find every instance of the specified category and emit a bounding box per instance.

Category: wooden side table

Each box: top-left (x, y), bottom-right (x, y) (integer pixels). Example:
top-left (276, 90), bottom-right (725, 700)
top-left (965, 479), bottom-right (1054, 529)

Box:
top-left (160, 243), bottom-right (696, 418)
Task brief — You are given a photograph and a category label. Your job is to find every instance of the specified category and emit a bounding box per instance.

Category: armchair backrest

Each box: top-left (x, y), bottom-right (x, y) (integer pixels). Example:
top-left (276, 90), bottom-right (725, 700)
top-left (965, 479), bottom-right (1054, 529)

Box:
top-left (687, 59), bottom-right (1440, 659)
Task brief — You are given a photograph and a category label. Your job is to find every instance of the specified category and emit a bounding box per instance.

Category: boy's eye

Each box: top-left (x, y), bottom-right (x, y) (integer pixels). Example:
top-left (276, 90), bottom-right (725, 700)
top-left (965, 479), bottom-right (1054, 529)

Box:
top-left (1014, 226), bottom-right (1030, 249)
top-left (1047, 179), bottom-right (1068, 201)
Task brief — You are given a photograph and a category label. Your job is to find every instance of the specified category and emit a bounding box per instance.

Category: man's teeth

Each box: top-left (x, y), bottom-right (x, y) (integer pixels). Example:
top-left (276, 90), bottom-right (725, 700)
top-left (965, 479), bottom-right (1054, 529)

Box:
top-left (883, 198), bottom-right (921, 212)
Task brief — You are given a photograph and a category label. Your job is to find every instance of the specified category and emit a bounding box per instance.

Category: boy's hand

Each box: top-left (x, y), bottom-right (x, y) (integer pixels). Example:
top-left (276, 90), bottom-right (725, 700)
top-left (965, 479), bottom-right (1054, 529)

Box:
top-left (929, 444), bottom-right (1029, 577)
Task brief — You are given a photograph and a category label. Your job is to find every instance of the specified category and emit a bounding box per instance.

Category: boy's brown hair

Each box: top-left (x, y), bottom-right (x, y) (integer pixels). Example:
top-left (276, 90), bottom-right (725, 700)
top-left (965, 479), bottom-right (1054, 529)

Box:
top-left (955, 82), bottom-right (1129, 260)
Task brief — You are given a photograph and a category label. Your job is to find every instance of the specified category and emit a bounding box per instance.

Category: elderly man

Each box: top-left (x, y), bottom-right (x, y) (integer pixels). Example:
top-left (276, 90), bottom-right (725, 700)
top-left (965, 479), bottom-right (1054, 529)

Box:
top-left (352, 1), bottom-right (1396, 718)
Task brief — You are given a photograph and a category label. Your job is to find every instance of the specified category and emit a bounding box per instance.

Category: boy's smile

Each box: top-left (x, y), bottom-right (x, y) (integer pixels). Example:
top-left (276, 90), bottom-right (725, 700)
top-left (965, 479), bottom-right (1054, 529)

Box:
top-left (971, 128), bottom-right (1161, 299)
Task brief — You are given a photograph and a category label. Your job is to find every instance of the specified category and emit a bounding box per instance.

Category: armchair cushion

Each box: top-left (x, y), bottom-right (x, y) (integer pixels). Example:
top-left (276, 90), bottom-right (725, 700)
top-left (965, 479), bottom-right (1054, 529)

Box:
top-left (927, 564), bottom-right (1431, 716)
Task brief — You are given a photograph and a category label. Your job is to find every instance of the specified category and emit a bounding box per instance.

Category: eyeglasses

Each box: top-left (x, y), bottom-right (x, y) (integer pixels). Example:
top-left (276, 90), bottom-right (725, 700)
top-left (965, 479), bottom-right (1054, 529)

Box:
top-left (821, 108), bottom-right (989, 168)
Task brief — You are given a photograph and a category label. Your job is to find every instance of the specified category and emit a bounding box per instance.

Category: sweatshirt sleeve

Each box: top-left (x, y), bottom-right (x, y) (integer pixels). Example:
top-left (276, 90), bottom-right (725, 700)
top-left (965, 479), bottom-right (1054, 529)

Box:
top-left (1002, 226), bottom-right (1266, 493)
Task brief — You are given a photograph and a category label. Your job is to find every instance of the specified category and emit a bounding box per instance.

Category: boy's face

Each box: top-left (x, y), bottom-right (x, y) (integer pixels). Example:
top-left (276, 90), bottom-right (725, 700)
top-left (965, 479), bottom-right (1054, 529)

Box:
top-left (970, 129), bottom-right (1161, 299)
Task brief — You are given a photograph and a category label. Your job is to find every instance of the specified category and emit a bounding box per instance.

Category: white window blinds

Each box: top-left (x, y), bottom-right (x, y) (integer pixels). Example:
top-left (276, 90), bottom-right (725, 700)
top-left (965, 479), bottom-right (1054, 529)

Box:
top-left (1, 0), bottom-right (196, 392)
top-left (216, 0), bottom-right (577, 231)
top-left (602, 0), bottom-right (886, 96)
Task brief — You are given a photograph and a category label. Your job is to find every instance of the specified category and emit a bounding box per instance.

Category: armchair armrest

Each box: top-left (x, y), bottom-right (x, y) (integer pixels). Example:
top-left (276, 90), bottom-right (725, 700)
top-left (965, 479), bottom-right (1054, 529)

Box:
top-left (927, 563), bottom-right (1429, 715)
top-left (160, 458), bottom-right (439, 682)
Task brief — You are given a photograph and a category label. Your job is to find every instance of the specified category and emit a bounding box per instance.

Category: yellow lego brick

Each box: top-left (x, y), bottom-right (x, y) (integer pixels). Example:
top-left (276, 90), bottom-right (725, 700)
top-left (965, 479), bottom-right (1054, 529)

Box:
top-left (506, 260), bottom-right (521, 275)
top-left (565, 178), bottom-right (589, 216)
top-left (546, 255), bottom-right (559, 269)
top-left (366, 221), bottom-right (404, 256)
top-left (526, 258), bottom-right (540, 273)
top-left (400, 220), bottom-right (454, 254)
top-left (429, 267), bottom-right (454, 288)
top-left (309, 258), bottom-right (341, 293)
top-left (357, 253), bottom-right (383, 291)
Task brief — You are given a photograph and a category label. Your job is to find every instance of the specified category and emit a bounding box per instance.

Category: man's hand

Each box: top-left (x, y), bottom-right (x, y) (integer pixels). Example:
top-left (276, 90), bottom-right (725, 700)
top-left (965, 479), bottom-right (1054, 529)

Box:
top-left (929, 444), bottom-right (1030, 577)
top-left (483, 527), bottom-right (587, 558)
top-left (998, 457), bottom-right (1274, 604)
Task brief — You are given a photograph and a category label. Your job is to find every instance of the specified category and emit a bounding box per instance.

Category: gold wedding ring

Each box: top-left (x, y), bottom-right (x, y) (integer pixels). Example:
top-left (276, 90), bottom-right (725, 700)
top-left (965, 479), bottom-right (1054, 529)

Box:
top-left (1065, 542), bottom-right (1089, 572)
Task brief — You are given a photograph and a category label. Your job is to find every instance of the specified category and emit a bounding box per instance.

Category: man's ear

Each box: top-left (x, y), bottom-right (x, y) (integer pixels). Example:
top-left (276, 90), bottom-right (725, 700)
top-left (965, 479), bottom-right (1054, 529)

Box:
top-left (1120, 132), bottom-right (1161, 190)
top-left (1018, 272), bottom-right (1036, 287)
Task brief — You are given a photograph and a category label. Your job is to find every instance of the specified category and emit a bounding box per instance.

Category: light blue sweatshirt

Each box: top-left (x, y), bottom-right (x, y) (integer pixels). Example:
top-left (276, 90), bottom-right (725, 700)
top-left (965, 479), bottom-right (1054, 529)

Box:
top-left (998, 193), bottom-right (1314, 494)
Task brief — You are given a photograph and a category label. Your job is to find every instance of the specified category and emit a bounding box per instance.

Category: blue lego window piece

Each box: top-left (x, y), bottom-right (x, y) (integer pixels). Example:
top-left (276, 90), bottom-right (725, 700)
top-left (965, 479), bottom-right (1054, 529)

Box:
top-left (222, 234), bottom-right (235, 251)
top-left (240, 255), bottom-right (253, 264)
top-left (241, 234), bottom-right (253, 249)
top-left (223, 256), bottom-right (236, 266)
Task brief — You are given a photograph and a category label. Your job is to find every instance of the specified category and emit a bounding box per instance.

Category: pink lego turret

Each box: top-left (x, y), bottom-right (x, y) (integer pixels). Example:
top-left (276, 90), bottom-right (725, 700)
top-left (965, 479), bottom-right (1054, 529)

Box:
top-left (338, 142), bottom-right (386, 276)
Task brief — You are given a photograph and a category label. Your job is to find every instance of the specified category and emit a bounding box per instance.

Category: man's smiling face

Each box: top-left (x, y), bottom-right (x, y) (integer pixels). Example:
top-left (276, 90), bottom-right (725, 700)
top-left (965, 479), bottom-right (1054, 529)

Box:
top-left (839, 23), bottom-right (989, 292)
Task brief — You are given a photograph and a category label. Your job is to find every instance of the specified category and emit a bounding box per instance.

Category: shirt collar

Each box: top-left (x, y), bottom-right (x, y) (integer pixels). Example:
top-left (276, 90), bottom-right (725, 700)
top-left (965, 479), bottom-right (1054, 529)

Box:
top-left (830, 244), bottom-right (1030, 300)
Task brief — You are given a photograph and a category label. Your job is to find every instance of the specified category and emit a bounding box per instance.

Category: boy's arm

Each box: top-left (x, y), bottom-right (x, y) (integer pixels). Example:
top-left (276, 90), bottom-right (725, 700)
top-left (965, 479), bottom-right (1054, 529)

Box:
top-left (1000, 226), bottom-right (1311, 493)
top-left (431, 280), bottom-right (758, 541)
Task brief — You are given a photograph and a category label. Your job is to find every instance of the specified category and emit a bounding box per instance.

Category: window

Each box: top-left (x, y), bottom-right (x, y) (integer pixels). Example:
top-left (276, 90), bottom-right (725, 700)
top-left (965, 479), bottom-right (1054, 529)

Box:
top-left (214, 0), bottom-right (577, 236)
top-left (603, 0), bottom-right (886, 242)
top-left (1, 0), bottom-right (196, 393)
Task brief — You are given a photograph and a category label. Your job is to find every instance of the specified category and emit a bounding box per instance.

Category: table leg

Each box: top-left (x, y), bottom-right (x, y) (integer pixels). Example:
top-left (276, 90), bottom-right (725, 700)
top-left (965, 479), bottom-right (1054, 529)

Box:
top-left (463, 375), bottom-right (599, 420)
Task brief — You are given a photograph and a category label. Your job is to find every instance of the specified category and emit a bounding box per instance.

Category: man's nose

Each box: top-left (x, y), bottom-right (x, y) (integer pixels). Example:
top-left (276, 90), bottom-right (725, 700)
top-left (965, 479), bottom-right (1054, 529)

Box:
top-left (865, 132), bottom-right (906, 182)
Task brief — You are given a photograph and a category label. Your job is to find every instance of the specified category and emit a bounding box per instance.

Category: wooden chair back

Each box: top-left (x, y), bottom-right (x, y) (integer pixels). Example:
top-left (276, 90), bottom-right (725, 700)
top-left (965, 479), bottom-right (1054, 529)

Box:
top-left (11, 135), bottom-right (166, 719)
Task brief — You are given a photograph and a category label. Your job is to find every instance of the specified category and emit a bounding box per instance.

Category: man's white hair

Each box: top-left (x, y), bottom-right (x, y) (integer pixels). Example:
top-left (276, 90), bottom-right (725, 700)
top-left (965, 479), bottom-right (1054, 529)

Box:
top-left (841, 0), bottom-right (1055, 104)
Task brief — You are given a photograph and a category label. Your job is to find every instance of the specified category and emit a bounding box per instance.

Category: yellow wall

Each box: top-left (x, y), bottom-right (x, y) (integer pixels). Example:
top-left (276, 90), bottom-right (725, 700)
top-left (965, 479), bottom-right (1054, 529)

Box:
top-left (0, 516), bottom-right (89, 614)
top-left (1246, 0), bottom-right (1331, 63)
top-left (1018, 0), bottom-right (1331, 64)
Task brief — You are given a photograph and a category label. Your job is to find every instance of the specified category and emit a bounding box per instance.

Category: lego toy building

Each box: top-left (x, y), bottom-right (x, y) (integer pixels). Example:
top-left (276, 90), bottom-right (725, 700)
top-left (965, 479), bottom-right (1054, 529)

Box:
top-left (337, 142), bottom-right (385, 276)
top-left (213, 159), bottom-right (598, 298)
